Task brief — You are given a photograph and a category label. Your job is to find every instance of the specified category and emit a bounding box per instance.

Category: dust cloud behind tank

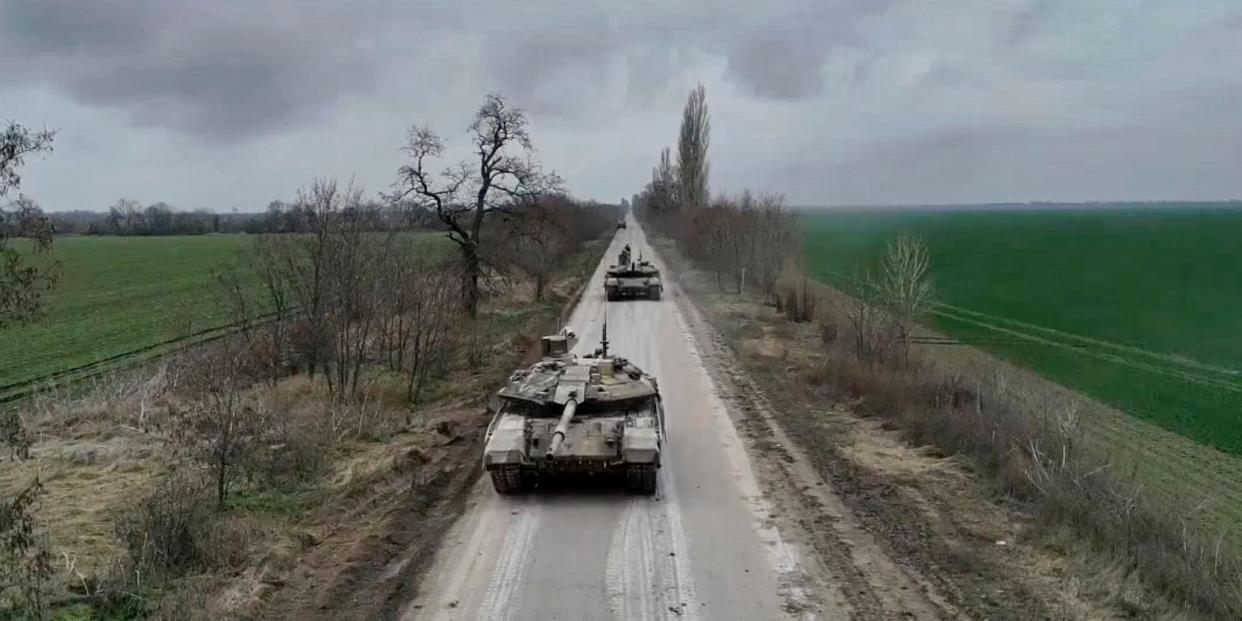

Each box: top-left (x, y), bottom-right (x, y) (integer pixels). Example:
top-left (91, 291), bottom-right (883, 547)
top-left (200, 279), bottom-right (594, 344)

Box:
top-left (481, 327), bottom-right (666, 495)
top-left (604, 244), bottom-right (663, 301)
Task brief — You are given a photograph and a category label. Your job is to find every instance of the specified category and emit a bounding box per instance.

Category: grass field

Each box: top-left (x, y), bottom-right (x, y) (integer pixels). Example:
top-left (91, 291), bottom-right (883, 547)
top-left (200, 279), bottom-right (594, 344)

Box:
top-left (0, 233), bottom-right (442, 396)
top-left (800, 205), bottom-right (1242, 456)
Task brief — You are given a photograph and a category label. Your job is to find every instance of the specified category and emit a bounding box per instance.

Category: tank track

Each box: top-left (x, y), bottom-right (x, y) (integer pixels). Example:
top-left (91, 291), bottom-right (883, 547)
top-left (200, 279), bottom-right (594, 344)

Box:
top-left (490, 466), bottom-right (523, 495)
top-left (626, 464), bottom-right (658, 495)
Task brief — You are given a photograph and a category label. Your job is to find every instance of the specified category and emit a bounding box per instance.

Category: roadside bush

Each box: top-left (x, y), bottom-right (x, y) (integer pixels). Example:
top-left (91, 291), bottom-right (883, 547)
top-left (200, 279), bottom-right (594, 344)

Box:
top-left (0, 408), bottom-right (32, 460)
top-left (103, 471), bottom-right (258, 618)
top-left (114, 470), bottom-right (214, 586)
top-left (0, 478), bottom-right (53, 619)
top-left (249, 393), bottom-right (328, 490)
top-left (775, 260), bottom-right (817, 323)
top-left (250, 434), bottom-right (326, 492)
top-left (816, 309), bottom-right (838, 345)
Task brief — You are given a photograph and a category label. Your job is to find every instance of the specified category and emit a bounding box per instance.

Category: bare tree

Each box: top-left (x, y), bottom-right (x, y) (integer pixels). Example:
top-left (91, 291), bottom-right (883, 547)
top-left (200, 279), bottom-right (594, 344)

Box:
top-left (648, 147), bottom-right (678, 218)
top-left (376, 248), bottom-right (459, 403)
top-left (321, 204), bottom-right (394, 401)
top-left (391, 93), bottom-right (560, 318)
top-left (174, 341), bottom-right (258, 511)
top-left (676, 83), bottom-right (710, 213)
top-left (274, 179), bottom-right (347, 378)
top-left (0, 123), bottom-right (57, 329)
top-left (105, 198), bottom-right (143, 234)
top-left (249, 234), bottom-right (294, 384)
top-left (1, 196), bottom-right (59, 330)
top-left (403, 261), bottom-right (458, 403)
top-left (845, 267), bottom-right (892, 364)
top-left (876, 234), bottom-right (935, 366)
top-left (696, 197), bottom-right (736, 289)
top-left (0, 477), bottom-right (52, 618)
top-left (0, 123), bottom-right (54, 197)
top-left (501, 196), bottom-right (573, 301)
top-left (228, 179), bottom-right (410, 401)
top-left (687, 191), bottom-right (796, 298)
top-left (842, 236), bottom-right (933, 366)
top-left (752, 194), bottom-right (797, 304)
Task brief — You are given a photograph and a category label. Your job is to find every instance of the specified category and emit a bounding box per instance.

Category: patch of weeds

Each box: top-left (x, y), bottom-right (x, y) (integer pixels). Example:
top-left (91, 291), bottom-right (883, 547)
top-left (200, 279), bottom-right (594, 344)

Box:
top-left (50, 601), bottom-right (143, 621)
top-left (225, 486), bottom-right (318, 517)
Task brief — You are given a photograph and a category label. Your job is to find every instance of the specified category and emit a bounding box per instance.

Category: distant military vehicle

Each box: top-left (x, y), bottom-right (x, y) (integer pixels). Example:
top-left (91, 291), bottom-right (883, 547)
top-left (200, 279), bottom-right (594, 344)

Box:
top-left (605, 246), bottom-right (662, 300)
top-left (482, 327), bottom-right (665, 495)
top-left (617, 219), bottom-right (627, 229)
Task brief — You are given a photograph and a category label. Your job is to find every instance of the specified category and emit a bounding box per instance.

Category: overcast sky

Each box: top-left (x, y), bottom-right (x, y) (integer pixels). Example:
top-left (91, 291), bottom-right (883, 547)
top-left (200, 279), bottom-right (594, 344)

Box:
top-left (3, 0), bottom-right (1241, 212)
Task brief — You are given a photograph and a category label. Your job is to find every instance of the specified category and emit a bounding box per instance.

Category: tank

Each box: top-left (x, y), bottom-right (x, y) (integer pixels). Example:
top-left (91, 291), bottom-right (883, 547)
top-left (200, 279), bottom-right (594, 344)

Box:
top-left (482, 326), bottom-right (665, 495)
top-left (604, 246), bottom-right (663, 301)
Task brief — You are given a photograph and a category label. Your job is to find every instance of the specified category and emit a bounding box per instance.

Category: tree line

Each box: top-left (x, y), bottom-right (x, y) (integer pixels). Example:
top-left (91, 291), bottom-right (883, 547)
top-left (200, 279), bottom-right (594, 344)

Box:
top-left (631, 84), bottom-right (801, 305)
top-left (43, 198), bottom-right (418, 236)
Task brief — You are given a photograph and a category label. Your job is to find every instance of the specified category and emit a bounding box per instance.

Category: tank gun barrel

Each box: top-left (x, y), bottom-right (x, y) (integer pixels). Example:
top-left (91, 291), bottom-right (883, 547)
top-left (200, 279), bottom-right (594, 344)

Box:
top-left (545, 398), bottom-right (579, 459)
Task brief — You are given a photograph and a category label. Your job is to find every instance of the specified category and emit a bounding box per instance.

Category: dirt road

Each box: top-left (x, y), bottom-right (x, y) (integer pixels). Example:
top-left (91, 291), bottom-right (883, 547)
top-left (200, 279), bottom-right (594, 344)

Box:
top-left (402, 217), bottom-right (833, 620)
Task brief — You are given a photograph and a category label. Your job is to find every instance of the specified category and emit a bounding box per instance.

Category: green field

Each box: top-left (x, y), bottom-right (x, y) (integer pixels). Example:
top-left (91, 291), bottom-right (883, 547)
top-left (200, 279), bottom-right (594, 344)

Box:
top-left (800, 205), bottom-right (1242, 455)
top-left (0, 233), bottom-right (442, 395)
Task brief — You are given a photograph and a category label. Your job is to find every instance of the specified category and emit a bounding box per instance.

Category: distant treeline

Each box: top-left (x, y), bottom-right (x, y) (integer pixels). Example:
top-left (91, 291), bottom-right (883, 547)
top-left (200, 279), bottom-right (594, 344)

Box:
top-left (46, 198), bottom-right (442, 236)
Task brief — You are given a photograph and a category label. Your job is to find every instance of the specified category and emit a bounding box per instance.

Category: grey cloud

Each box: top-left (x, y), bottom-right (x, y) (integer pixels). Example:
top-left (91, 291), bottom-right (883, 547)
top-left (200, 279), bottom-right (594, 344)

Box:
top-left (726, 31), bottom-right (829, 99)
top-left (485, 23), bottom-right (619, 116)
top-left (999, 0), bottom-right (1059, 48)
top-left (722, 1), bottom-right (896, 100)
top-left (0, 0), bottom-right (377, 142)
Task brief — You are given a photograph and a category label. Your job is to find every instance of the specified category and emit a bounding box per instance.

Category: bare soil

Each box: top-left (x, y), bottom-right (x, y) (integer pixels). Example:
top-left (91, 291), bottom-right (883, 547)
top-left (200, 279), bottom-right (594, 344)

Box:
top-left (241, 404), bottom-right (488, 621)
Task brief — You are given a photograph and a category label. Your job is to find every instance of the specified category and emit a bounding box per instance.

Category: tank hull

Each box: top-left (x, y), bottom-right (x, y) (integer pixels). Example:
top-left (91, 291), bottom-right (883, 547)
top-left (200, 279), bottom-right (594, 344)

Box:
top-left (483, 401), bottom-right (664, 495)
top-left (604, 278), bottom-right (663, 300)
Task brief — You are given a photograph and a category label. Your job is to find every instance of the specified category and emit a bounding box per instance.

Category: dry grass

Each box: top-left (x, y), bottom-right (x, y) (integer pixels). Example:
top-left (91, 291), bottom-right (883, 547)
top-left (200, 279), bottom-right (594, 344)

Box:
top-left (787, 275), bottom-right (1242, 619)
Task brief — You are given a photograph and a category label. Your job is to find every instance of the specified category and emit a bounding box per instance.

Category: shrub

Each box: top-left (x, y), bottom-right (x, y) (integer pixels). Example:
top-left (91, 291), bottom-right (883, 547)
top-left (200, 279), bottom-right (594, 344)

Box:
top-left (0, 409), bottom-right (32, 460)
top-left (114, 471), bottom-right (214, 586)
top-left (775, 261), bottom-right (817, 323)
top-left (0, 478), bottom-right (52, 619)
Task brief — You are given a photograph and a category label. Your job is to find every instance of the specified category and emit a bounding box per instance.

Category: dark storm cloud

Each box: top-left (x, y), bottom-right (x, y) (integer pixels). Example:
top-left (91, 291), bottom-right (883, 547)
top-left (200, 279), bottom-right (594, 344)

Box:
top-left (0, 0), bottom-right (377, 142)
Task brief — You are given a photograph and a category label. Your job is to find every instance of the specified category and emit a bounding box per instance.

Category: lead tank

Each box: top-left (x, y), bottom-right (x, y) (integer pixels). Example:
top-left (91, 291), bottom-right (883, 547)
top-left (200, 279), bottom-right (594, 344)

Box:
top-left (482, 327), bottom-right (665, 495)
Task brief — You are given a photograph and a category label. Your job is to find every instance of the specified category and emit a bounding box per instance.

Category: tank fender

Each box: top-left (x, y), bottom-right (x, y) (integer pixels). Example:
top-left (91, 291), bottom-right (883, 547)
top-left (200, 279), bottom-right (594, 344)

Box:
top-left (623, 426), bottom-right (660, 465)
top-left (483, 415), bottom-right (528, 467)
